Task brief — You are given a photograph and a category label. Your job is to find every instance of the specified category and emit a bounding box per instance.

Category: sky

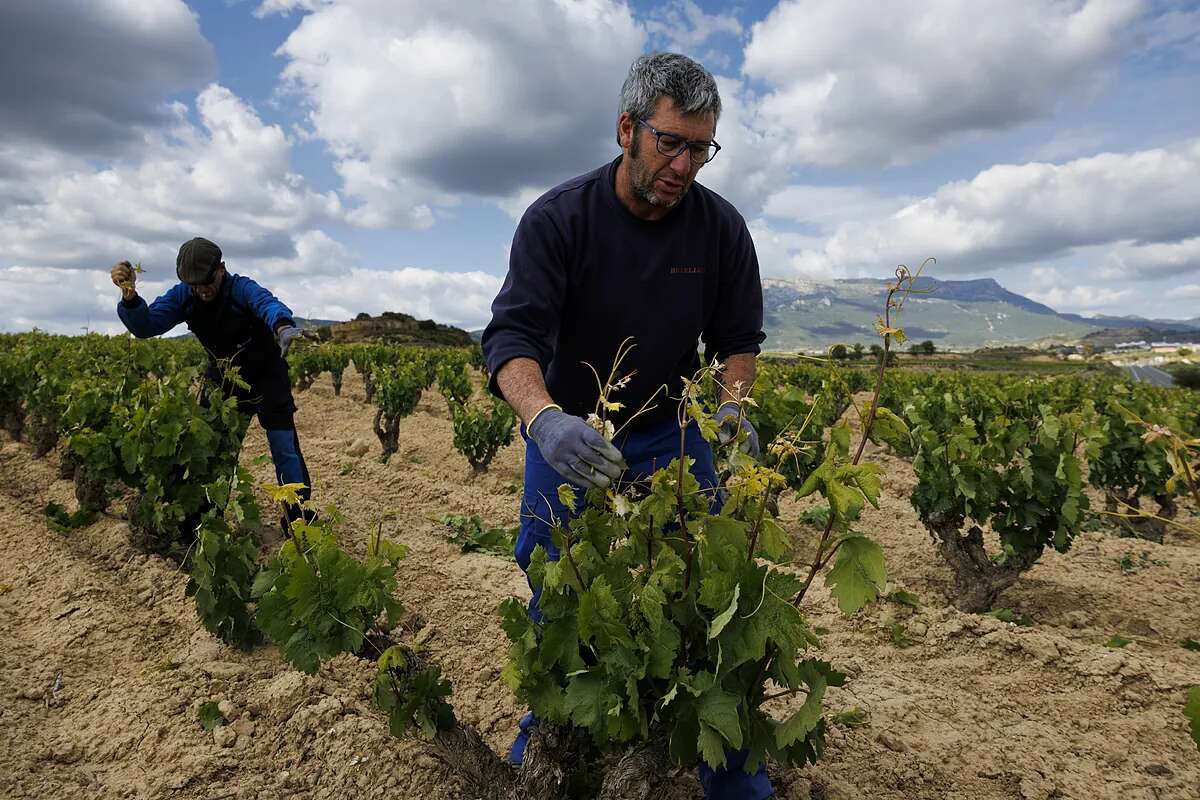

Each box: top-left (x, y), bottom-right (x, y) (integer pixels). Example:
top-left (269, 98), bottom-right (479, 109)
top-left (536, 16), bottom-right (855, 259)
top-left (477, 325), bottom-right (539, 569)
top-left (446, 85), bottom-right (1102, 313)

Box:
top-left (1, 0), bottom-right (1198, 335)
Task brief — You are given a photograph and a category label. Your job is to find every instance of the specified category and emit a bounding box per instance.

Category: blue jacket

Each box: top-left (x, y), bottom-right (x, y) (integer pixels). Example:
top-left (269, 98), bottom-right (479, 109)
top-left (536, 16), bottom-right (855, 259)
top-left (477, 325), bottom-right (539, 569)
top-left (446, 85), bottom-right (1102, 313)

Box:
top-left (118, 273), bottom-right (294, 376)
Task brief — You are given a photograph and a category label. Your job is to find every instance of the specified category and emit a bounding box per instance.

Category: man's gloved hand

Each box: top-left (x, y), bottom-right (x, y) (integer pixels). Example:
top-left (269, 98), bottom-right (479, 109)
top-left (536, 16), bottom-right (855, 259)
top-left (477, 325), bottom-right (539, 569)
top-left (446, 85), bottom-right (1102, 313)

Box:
top-left (528, 408), bottom-right (627, 490)
top-left (276, 324), bottom-right (303, 357)
top-left (110, 260), bottom-right (138, 301)
top-left (715, 402), bottom-right (760, 459)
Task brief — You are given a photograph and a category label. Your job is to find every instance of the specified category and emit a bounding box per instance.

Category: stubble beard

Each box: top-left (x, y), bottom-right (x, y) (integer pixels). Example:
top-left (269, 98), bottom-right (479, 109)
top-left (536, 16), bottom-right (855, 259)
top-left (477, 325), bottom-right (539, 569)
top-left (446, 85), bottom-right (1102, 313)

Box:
top-left (627, 136), bottom-right (690, 210)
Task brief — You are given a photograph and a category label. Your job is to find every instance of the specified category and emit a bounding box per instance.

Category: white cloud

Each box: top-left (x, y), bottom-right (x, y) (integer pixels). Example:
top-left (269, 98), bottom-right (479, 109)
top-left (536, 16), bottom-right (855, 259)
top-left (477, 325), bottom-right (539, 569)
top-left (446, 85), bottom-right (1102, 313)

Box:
top-left (0, 260), bottom-right (503, 336)
top-left (742, 0), bottom-right (1142, 166)
top-left (268, 0), bottom-right (645, 225)
top-left (0, 266), bottom-right (141, 335)
top-left (335, 159), bottom-right (438, 230)
top-left (496, 187), bottom-right (548, 222)
top-left (691, 75), bottom-right (792, 217)
top-left (795, 137), bottom-right (1200, 276)
top-left (1024, 264), bottom-right (1139, 315)
top-left (1173, 283), bottom-right (1200, 301)
top-left (0, 0), bottom-right (214, 156)
top-left (1101, 236), bottom-right (1200, 280)
top-left (0, 84), bottom-right (342, 272)
top-left (1022, 284), bottom-right (1132, 316)
top-left (255, 0), bottom-right (322, 15)
top-left (762, 185), bottom-right (912, 229)
top-left (644, 1), bottom-right (742, 53)
top-left (275, 267), bottom-right (503, 329)
top-left (251, 229), bottom-right (355, 278)
top-left (747, 219), bottom-right (837, 280)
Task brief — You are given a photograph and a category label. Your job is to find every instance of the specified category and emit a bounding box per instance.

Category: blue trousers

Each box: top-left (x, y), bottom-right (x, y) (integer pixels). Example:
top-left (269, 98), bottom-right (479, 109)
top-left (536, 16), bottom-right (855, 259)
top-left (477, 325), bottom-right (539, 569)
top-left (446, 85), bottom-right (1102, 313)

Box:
top-left (510, 416), bottom-right (773, 799)
top-left (265, 427), bottom-right (312, 520)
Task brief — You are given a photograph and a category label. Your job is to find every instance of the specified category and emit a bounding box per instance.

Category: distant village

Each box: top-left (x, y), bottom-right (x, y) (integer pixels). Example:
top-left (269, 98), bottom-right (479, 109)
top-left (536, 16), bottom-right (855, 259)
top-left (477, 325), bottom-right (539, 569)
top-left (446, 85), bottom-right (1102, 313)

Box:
top-left (1050, 339), bottom-right (1197, 361)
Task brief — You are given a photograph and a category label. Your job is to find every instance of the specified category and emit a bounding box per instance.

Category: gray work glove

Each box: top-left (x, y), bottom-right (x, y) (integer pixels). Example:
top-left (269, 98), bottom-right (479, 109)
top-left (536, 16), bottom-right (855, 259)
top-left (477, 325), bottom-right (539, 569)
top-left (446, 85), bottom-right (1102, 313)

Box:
top-left (715, 403), bottom-right (760, 459)
top-left (528, 408), bottom-right (626, 491)
top-left (276, 324), bottom-right (302, 357)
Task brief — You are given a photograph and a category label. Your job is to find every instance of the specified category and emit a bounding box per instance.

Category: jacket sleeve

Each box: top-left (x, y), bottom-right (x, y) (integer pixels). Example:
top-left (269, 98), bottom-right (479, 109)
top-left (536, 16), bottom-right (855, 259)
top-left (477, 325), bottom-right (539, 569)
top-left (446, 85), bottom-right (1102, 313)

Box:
top-left (481, 206), bottom-right (568, 398)
top-left (702, 214), bottom-right (766, 364)
top-left (116, 284), bottom-right (189, 338)
top-left (231, 276), bottom-right (295, 332)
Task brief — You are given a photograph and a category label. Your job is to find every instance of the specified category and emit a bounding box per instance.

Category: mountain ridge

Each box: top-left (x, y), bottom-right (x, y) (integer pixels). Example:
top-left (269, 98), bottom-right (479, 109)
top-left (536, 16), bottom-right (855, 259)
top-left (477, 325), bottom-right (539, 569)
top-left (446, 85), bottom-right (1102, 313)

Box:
top-left (760, 275), bottom-right (1198, 352)
top-left (307, 277), bottom-right (1196, 353)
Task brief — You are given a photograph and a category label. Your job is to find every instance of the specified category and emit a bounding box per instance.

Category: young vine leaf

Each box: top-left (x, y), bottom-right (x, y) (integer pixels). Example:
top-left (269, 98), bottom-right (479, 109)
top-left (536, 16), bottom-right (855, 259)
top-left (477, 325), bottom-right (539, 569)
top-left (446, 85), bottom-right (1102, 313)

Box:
top-left (1186, 687), bottom-right (1200, 751)
top-left (373, 645), bottom-right (457, 740)
top-left (824, 536), bottom-right (887, 615)
top-left (197, 701), bottom-right (225, 731)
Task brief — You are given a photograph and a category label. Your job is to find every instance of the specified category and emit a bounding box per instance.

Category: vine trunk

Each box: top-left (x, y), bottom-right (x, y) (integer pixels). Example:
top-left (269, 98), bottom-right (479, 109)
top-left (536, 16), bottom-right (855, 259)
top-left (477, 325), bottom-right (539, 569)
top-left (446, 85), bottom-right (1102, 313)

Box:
top-left (929, 520), bottom-right (1042, 613)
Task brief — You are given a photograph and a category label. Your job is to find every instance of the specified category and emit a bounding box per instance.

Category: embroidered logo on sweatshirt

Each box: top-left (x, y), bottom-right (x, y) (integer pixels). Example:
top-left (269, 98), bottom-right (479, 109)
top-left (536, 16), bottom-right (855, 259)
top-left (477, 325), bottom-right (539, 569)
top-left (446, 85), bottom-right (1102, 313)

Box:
top-left (670, 266), bottom-right (705, 274)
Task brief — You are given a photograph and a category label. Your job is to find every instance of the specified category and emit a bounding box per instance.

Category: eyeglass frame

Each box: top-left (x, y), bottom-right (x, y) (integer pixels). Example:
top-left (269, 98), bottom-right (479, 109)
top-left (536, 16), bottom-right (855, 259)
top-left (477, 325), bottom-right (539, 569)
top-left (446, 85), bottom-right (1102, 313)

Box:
top-left (633, 118), bottom-right (721, 165)
top-left (185, 263), bottom-right (224, 288)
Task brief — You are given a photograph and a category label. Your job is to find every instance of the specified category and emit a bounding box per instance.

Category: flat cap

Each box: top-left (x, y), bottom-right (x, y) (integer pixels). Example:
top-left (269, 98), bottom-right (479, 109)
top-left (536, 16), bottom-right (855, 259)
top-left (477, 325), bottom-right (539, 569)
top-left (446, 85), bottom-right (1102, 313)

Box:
top-left (176, 237), bottom-right (222, 284)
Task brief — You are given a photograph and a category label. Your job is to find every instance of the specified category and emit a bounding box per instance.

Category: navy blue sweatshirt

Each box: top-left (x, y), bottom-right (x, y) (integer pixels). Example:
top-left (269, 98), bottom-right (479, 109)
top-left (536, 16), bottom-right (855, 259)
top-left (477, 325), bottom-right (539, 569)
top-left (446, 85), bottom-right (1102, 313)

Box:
top-left (482, 157), bottom-right (764, 430)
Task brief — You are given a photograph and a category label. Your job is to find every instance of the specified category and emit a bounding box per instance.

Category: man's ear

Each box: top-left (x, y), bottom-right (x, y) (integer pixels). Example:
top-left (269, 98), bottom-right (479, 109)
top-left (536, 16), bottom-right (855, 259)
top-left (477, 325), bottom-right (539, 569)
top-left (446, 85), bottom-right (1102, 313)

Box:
top-left (616, 113), bottom-right (634, 150)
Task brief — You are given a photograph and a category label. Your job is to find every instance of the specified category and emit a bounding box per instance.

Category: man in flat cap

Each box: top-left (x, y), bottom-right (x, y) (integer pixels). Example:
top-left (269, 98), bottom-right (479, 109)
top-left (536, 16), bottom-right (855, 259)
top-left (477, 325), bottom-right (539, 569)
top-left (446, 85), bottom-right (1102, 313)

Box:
top-left (111, 237), bottom-right (312, 520)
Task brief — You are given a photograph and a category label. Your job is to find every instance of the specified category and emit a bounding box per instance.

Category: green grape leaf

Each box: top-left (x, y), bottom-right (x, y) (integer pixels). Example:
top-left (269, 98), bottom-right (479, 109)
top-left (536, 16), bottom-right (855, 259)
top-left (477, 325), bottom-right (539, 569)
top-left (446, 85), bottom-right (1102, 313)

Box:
top-left (828, 423), bottom-right (851, 457)
top-left (867, 405), bottom-right (910, 450)
top-left (697, 723), bottom-right (727, 770)
top-left (688, 398), bottom-right (722, 442)
top-left (986, 608), bottom-right (1034, 627)
top-left (755, 518), bottom-right (791, 562)
top-left (564, 672), bottom-right (607, 732)
top-left (835, 463), bottom-right (883, 509)
top-left (373, 645), bottom-right (457, 741)
top-left (708, 583), bottom-right (741, 641)
top-left (775, 659), bottom-right (832, 749)
top-left (1186, 687), bottom-right (1200, 751)
top-left (697, 689), bottom-right (743, 750)
top-left (557, 483), bottom-right (578, 513)
top-left (885, 586), bottom-right (921, 609)
top-left (197, 701), bottom-right (225, 731)
top-left (824, 536), bottom-right (886, 615)
top-left (830, 707), bottom-right (869, 728)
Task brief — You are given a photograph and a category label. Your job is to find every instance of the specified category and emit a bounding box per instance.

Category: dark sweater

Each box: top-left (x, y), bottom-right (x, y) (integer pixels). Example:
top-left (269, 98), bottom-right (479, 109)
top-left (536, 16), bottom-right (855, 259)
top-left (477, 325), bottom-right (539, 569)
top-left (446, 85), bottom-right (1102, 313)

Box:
top-left (482, 157), bottom-right (764, 430)
top-left (117, 273), bottom-right (294, 380)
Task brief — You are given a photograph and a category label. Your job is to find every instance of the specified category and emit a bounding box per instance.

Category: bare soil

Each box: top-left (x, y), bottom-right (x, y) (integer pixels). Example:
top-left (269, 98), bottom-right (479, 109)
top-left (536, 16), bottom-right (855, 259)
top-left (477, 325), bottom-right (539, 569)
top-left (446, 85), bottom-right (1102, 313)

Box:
top-left (1, 368), bottom-right (1198, 800)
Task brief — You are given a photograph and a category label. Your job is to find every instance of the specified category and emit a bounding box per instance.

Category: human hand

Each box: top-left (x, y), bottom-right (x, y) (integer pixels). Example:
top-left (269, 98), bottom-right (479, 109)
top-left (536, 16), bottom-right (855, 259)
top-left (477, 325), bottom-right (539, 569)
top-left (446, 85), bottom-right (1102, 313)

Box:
top-left (715, 402), bottom-right (760, 459)
top-left (528, 408), bottom-right (626, 490)
top-left (111, 260), bottom-right (138, 301)
top-left (276, 324), bottom-right (302, 357)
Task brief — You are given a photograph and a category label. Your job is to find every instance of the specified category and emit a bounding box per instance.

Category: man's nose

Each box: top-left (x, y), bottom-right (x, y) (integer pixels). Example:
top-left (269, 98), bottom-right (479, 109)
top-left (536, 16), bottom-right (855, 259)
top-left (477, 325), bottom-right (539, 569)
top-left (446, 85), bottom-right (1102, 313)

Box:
top-left (669, 148), bottom-right (692, 173)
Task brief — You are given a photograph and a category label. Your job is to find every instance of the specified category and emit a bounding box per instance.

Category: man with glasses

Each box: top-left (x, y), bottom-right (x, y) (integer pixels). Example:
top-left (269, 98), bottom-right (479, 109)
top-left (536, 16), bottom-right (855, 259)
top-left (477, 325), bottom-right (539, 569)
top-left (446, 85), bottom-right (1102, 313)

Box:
top-left (110, 237), bottom-right (313, 523)
top-left (482, 53), bottom-right (770, 799)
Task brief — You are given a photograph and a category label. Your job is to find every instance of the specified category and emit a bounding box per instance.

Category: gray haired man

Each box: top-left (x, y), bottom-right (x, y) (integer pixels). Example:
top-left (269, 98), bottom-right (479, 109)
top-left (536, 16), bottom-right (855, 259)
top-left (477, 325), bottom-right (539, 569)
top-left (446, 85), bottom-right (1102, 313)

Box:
top-left (482, 53), bottom-right (770, 798)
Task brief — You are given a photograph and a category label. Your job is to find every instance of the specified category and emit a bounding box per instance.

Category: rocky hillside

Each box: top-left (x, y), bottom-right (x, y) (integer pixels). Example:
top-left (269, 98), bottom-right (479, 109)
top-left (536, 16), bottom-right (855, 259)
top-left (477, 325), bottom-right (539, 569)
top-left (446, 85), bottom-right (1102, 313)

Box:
top-left (1080, 327), bottom-right (1200, 349)
top-left (328, 311), bottom-right (474, 347)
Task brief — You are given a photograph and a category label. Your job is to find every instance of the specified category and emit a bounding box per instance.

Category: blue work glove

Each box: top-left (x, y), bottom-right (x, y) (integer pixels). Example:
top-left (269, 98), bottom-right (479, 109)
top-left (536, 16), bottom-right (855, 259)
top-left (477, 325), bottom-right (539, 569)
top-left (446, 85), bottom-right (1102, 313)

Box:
top-left (276, 324), bottom-right (302, 357)
top-left (528, 408), bottom-right (626, 490)
top-left (715, 402), bottom-right (760, 459)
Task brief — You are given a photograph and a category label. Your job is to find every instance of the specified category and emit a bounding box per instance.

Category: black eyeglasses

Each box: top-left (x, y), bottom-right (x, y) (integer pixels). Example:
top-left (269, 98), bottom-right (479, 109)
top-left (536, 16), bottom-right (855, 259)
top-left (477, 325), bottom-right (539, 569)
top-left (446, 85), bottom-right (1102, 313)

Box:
top-left (634, 119), bottom-right (721, 165)
top-left (186, 267), bottom-right (221, 288)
